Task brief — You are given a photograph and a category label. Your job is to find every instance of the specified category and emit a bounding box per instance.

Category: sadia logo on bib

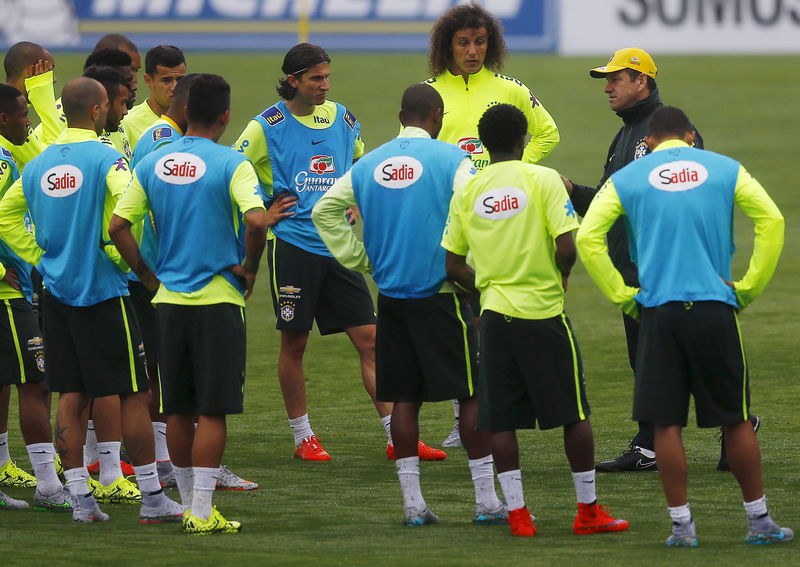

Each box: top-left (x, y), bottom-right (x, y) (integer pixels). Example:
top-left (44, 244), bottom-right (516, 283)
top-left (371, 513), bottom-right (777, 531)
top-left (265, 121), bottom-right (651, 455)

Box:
top-left (474, 187), bottom-right (527, 220)
top-left (40, 165), bottom-right (83, 197)
top-left (155, 152), bottom-right (207, 185)
top-left (457, 137), bottom-right (484, 155)
top-left (310, 155), bottom-right (335, 174)
top-left (648, 160), bottom-right (708, 192)
top-left (373, 156), bottom-right (423, 189)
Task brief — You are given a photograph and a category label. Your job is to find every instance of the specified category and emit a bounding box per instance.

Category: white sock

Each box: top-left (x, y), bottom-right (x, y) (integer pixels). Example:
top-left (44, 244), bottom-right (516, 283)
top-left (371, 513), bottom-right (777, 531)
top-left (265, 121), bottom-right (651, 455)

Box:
top-left (571, 469), bottom-right (597, 504)
top-left (497, 469), bottom-right (525, 511)
top-left (452, 399), bottom-right (460, 419)
top-left (743, 495), bottom-right (768, 519)
top-left (134, 462), bottom-right (167, 506)
top-left (396, 456), bottom-right (426, 513)
top-left (26, 443), bottom-right (61, 495)
top-left (64, 466), bottom-right (91, 497)
top-left (289, 414), bottom-right (314, 446)
top-left (152, 422), bottom-right (170, 462)
top-left (0, 431), bottom-right (10, 466)
top-left (83, 420), bottom-right (97, 466)
top-left (668, 503), bottom-right (692, 524)
top-left (636, 445), bottom-right (656, 459)
top-left (468, 455), bottom-right (502, 510)
top-left (173, 465), bottom-right (193, 507)
top-left (192, 466), bottom-right (219, 520)
top-left (380, 415), bottom-right (392, 444)
top-left (96, 441), bottom-right (123, 486)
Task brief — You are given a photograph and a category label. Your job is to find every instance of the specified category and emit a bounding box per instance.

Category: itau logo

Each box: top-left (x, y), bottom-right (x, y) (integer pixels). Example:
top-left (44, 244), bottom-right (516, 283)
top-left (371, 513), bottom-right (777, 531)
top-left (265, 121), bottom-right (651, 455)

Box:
top-left (309, 155), bottom-right (335, 174)
top-left (373, 156), bottom-right (423, 189)
top-left (155, 152), bottom-right (207, 185)
top-left (474, 187), bottom-right (528, 220)
top-left (40, 165), bottom-right (83, 197)
top-left (648, 160), bottom-right (708, 192)
top-left (457, 137), bottom-right (484, 155)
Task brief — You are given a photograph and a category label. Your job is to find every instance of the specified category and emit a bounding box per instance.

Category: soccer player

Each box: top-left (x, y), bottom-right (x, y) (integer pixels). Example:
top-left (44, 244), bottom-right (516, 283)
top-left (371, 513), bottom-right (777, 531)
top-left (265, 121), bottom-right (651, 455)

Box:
top-left (443, 104), bottom-right (628, 538)
top-left (313, 83), bottom-right (509, 526)
top-left (94, 34), bottom-right (142, 78)
top-left (122, 45), bottom-right (186, 150)
top-left (0, 83), bottom-right (69, 512)
top-left (2, 41), bottom-right (60, 169)
top-left (424, 3), bottom-right (560, 447)
top-left (129, 73), bottom-right (259, 491)
top-left (233, 43), bottom-right (444, 461)
top-left (109, 73), bottom-right (281, 534)
top-left (0, 76), bottom-right (183, 524)
top-left (0, 41), bottom-right (59, 491)
top-left (576, 106), bottom-right (790, 546)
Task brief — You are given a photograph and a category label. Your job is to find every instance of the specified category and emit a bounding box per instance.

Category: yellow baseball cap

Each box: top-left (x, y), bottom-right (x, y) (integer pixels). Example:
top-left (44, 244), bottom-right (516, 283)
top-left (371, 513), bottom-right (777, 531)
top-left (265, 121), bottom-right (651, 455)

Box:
top-left (590, 48), bottom-right (657, 79)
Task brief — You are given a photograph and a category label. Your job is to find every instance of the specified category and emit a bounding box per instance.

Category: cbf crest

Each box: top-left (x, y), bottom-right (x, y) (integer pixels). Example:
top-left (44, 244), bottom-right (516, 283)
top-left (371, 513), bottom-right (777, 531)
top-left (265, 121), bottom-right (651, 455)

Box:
top-left (634, 138), bottom-right (649, 160)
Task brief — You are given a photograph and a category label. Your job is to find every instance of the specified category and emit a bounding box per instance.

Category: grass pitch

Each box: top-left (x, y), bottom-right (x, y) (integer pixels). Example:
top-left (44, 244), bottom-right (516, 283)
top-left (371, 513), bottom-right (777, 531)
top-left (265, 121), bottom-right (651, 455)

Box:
top-left (1, 52), bottom-right (798, 566)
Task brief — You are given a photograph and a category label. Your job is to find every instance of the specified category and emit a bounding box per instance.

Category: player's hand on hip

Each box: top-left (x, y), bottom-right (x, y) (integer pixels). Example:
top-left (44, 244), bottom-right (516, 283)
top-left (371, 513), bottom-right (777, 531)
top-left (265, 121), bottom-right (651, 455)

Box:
top-left (266, 193), bottom-right (297, 227)
top-left (230, 264), bottom-right (256, 300)
top-left (2, 267), bottom-right (20, 290)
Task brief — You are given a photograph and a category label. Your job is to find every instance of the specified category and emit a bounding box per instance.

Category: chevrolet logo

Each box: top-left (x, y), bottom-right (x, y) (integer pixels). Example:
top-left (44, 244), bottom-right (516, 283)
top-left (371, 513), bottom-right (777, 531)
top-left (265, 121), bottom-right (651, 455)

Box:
top-left (279, 286), bottom-right (301, 294)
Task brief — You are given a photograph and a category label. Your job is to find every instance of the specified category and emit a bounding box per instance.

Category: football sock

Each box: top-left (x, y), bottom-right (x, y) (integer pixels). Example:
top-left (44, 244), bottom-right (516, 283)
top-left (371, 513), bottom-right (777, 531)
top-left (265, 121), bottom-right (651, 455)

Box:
top-left (396, 456), bottom-right (426, 513)
top-left (668, 503), bottom-right (692, 524)
top-left (289, 414), bottom-right (314, 446)
top-left (26, 442), bottom-right (61, 495)
top-left (452, 399), bottom-right (460, 419)
top-left (744, 495), bottom-right (768, 519)
top-left (64, 466), bottom-right (91, 499)
top-left (0, 431), bottom-right (10, 466)
top-left (192, 466), bottom-right (219, 521)
top-left (468, 455), bottom-right (502, 510)
top-left (97, 441), bottom-right (123, 486)
top-left (571, 469), bottom-right (597, 504)
top-left (152, 422), bottom-right (170, 462)
top-left (497, 469), bottom-right (525, 511)
top-left (134, 462), bottom-right (167, 506)
top-left (83, 420), bottom-right (97, 466)
top-left (636, 446), bottom-right (656, 459)
top-left (173, 465), bottom-right (193, 507)
top-left (380, 415), bottom-right (392, 444)
top-left (744, 495), bottom-right (775, 531)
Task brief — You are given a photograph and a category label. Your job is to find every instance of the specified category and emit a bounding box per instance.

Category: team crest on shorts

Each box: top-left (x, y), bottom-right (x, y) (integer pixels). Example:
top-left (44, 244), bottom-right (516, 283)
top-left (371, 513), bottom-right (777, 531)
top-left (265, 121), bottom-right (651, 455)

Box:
top-left (280, 301), bottom-right (295, 322)
top-left (35, 351), bottom-right (45, 373)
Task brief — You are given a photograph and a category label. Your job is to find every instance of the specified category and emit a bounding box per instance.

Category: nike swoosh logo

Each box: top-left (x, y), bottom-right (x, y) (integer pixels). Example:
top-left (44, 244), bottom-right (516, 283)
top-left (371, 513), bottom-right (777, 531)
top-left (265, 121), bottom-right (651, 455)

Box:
top-left (581, 480), bottom-right (595, 484)
top-left (311, 140), bottom-right (325, 145)
top-left (636, 459), bottom-right (657, 469)
top-left (98, 451), bottom-right (112, 455)
top-left (32, 450), bottom-right (49, 454)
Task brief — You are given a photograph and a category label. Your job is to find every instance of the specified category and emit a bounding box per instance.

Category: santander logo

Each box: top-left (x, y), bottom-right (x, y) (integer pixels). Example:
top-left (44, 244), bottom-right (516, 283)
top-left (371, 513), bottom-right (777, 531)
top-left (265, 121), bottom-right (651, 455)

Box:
top-left (373, 156), bottom-right (423, 189)
top-left (155, 152), bottom-right (207, 185)
top-left (648, 160), bottom-right (708, 192)
top-left (474, 187), bottom-right (527, 220)
top-left (40, 165), bottom-right (83, 197)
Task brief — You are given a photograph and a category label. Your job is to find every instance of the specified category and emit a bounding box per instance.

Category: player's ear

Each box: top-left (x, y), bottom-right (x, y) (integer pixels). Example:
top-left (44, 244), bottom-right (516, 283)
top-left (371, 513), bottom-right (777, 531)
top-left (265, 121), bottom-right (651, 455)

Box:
top-left (286, 74), bottom-right (299, 89)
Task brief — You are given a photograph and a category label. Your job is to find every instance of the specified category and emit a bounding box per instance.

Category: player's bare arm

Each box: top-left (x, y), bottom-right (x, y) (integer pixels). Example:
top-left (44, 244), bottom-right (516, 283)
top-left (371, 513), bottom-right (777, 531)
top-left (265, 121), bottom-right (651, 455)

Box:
top-left (445, 251), bottom-right (478, 296)
top-left (108, 213), bottom-right (160, 291)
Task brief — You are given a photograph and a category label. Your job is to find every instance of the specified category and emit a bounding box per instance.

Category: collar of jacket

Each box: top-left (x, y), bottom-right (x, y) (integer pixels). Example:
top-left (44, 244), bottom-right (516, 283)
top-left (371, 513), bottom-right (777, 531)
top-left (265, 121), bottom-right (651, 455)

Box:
top-left (616, 89), bottom-right (662, 125)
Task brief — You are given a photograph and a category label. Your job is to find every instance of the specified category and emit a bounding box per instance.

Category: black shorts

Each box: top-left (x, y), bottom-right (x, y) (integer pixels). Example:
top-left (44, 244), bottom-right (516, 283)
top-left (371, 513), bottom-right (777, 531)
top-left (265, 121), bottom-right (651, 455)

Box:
top-left (0, 298), bottom-right (45, 386)
top-left (477, 310), bottom-right (590, 432)
top-left (157, 302), bottom-right (246, 416)
top-left (41, 291), bottom-right (148, 397)
top-left (267, 237), bottom-right (375, 335)
top-left (634, 301), bottom-right (749, 428)
top-left (376, 293), bottom-right (477, 403)
top-left (129, 280), bottom-right (158, 366)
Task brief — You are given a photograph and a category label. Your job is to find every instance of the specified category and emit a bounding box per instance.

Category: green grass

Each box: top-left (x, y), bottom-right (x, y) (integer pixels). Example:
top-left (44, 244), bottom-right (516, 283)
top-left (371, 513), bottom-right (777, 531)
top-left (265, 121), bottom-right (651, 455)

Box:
top-left (2, 53), bottom-right (799, 566)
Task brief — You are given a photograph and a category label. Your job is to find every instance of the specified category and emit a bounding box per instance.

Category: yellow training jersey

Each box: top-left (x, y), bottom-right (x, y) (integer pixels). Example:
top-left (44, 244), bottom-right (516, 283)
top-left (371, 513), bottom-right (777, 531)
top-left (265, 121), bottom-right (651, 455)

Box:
top-left (442, 160), bottom-right (578, 319)
top-left (122, 99), bottom-right (161, 151)
top-left (424, 66), bottom-right (559, 170)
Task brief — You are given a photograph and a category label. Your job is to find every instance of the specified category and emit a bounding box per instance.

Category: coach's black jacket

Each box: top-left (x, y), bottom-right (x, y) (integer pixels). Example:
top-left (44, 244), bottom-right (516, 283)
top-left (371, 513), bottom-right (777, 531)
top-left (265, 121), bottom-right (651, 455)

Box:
top-left (570, 89), bottom-right (704, 286)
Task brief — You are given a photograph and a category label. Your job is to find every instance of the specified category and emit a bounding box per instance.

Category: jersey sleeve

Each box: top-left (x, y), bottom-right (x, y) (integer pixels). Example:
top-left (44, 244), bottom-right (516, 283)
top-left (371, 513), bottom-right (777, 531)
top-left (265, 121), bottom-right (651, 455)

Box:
top-left (541, 169), bottom-right (580, 238)
top-left (519, 84), bottom-right (560, 164)
top-left (353, 136), bottom-right (365, 160)
top-left (731, 165), bottom-right (784, 309)
top-left (103, 159), bottom-right (137, 270)
top-left (441, 184), bottom-right (470, 256)
top-left (0, 177), bottom-right (43, 265)
top-left (312, 170), bottom-right (370, 273)
top-left (25, 71), bottom-right (61, 145)
top-left (233, 120), bottom-right (273, 199)
top-left (230, 160), bottom-right (267, 215)
top-left (113, 170), bottom-right (150, 226)
top-left (452, 158), bottom-right (477, 192)
top-left (575, 178), bottom-right (639, 317)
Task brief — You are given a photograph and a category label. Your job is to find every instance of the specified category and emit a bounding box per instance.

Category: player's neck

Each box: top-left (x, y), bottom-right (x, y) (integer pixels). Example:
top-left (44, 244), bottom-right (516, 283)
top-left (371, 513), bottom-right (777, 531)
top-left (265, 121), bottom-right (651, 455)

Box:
top-left (146, 97), bottom-right (168, 117)
top-left (285, 98), bottom-right (316, 117)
